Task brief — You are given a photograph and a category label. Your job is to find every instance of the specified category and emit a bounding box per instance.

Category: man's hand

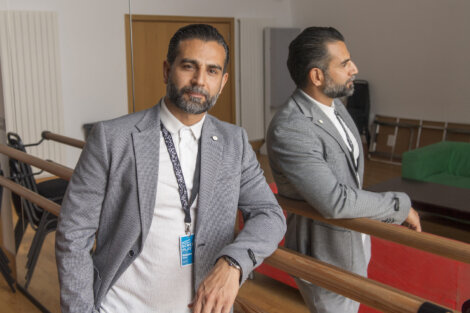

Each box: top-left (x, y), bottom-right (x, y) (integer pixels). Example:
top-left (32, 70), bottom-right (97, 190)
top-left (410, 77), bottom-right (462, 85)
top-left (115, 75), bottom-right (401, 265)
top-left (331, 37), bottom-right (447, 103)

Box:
top-left (189, 258), bottom-right (241, 313)
top-left (403, 207), bottom-right (422, 232)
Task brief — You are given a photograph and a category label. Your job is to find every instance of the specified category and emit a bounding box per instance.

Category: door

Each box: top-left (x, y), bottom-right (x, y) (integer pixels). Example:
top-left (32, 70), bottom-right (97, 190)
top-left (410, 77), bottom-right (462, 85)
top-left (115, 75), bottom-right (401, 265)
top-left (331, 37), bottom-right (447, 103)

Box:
top-left (125, 15), bottom-right (235, 124)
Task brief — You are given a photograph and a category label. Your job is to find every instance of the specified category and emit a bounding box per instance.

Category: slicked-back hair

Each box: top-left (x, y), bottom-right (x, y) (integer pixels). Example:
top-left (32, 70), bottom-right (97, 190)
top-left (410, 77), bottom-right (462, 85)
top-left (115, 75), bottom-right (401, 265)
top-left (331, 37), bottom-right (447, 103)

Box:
top-left (287, 27), bottom-right (344, 88)
top-left (167, 24), bottom-right (229, 73)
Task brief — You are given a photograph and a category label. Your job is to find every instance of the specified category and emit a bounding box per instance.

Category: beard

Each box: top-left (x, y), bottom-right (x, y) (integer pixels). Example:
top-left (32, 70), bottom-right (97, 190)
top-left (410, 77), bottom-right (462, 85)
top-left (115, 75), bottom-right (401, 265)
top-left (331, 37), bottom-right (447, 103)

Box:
top-left (166, 79), bottom-right (220, 114)
top-left (323, 73), bottom-right (355, 98)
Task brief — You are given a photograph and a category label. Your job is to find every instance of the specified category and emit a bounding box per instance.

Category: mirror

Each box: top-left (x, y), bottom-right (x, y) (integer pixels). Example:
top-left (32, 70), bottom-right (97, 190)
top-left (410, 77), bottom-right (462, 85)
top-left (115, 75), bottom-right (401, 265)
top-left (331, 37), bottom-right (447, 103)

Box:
top-left (0, 0), bottom-right (469, 312)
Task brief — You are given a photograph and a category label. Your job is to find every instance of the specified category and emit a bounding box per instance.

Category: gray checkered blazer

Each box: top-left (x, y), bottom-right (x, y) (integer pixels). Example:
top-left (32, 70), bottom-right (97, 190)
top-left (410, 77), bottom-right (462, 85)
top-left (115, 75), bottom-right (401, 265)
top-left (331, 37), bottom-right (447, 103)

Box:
top-left (267, 89), bottom-right (410, 275)
top-left (56, 100), bottom-right (286, 313)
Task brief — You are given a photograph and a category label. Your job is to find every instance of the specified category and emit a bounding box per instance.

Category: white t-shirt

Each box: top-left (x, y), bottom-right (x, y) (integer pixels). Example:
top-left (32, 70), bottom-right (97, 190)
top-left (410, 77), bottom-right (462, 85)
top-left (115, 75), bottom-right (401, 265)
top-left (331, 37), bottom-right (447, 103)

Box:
top-left (101, 101), bottom-right (204, 313)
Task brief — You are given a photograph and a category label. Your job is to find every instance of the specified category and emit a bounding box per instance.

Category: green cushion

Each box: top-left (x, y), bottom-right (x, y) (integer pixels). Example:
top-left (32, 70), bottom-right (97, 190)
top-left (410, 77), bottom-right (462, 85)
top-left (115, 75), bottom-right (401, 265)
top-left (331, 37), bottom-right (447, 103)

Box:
top-left (402, 141), bottom-right (470, 189)
top-left (448, 142), bottom-right (470, 177)
top-left (402, 142), bottom-right (451, 180)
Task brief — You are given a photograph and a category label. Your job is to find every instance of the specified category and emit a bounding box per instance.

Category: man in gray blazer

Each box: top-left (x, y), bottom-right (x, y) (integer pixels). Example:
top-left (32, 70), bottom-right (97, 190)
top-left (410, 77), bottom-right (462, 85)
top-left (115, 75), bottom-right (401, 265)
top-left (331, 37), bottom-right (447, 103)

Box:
top-left (266, 27), bottom-right (421, 313)
top-left (56, 24), bottom-right (285, 313)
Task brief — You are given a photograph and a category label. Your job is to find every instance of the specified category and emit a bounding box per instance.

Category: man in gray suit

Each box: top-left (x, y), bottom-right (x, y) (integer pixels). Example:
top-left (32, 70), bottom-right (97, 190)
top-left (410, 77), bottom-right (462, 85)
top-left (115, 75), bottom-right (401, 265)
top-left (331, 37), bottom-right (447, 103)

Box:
top-left (56, 24), bottom-right (286, 313)
top-left (266, 27), bottom-right (421, 313)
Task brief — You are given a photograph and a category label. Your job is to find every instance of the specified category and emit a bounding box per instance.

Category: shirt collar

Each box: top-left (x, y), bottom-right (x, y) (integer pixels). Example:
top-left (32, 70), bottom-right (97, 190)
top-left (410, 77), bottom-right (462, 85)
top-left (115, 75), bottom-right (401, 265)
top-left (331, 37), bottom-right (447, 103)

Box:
top-left (299, 89), bottom-right (336, 116)
top-left (160, 99), bottom-right (205, 140)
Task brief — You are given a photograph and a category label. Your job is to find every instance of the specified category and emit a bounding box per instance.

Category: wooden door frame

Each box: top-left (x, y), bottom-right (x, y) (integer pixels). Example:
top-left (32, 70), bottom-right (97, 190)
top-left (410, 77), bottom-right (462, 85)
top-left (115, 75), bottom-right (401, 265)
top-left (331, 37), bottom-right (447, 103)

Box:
top-left (124, 15), bottom-right (236, 124)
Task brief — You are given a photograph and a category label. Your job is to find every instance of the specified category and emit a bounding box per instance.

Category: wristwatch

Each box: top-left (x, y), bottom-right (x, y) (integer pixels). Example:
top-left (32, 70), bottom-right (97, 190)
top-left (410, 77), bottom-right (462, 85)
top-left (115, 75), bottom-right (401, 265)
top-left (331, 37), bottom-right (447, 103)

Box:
top-left (222, 255), bottom-right (242, 276)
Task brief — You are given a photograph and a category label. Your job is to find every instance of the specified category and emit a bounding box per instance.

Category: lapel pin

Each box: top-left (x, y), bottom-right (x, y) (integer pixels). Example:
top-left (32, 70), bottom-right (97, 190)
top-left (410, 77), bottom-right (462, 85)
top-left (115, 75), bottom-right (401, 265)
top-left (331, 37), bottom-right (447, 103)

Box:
top-left (319, 119), bottom-right (324, 124)
top-left (212, 135), bottom-right (218, 141)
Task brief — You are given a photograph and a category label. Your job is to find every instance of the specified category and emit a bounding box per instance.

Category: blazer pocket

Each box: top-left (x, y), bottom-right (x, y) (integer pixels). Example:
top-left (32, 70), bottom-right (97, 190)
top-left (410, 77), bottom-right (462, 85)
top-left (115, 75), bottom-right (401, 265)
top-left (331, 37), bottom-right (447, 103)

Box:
top-left (310, 223), bottom-right (353, 271)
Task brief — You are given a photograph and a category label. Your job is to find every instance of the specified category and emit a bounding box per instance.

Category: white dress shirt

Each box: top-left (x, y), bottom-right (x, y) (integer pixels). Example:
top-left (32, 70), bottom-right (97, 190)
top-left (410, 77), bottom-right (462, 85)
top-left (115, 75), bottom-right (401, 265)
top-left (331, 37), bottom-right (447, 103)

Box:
top-left (101, 100), bottom-right (205, 313)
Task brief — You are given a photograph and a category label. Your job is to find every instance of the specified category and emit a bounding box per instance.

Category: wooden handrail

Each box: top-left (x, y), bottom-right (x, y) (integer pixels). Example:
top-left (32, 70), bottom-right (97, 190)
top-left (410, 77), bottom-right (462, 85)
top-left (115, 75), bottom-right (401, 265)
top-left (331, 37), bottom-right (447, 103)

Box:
top-left (0, 144), bottom-right (73, 181)
top-left (265, 247), bottom-right (456, 313)
top-left (0, 174), bottom-right (456, 313)
top-left (0, 172), bottom-right (457, 313)
top-left (234, 296), bottom-right (267, 313)
top-left (0, 142), bottom-right (461, 312)
top-left (42, 131), bottom-right (85, 149)
top-left (277, 196), bottom-right (470, 264)
top-left (0, 176), bottom-right (60, 216)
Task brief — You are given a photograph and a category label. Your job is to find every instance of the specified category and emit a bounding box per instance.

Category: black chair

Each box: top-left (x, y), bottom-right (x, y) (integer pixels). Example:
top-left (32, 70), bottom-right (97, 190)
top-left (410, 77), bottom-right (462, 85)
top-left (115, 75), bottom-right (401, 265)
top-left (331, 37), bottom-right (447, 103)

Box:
top-left (7, 132), bottom-right (67, 289)
top-left (346, 79), bottom-right (371, 146)
top-left (0, 172), bottom-right (16, 292)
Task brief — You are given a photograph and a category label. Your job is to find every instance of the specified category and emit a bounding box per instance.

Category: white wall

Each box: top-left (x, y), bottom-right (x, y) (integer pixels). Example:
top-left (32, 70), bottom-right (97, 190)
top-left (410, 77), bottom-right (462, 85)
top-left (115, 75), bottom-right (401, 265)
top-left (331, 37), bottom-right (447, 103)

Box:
top-left (1, 0), bottom-right (292, 167)
top-left (290, 0), bottom-right (470, 125)
top-left (4, 0), bottom-right (467, 168)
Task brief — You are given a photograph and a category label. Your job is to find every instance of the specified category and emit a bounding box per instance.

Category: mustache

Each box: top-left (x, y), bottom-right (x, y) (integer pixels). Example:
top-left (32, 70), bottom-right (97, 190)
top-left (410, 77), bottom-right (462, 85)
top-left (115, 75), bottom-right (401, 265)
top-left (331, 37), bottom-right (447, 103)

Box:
top-left (347, 76), bottom-right (356, 84)
top-left (182, 86), bottom-right (210, 98)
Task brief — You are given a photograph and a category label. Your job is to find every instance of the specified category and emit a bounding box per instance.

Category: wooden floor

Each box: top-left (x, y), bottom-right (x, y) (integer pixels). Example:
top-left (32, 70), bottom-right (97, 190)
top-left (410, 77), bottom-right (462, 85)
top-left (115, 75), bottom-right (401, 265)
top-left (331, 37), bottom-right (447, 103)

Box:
top-left (0, 154), bottom-right (468, 312)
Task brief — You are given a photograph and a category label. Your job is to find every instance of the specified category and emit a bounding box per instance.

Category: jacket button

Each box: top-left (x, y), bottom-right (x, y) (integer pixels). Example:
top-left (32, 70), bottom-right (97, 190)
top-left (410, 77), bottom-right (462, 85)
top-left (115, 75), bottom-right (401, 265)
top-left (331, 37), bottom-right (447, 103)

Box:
top-left (128, 250), bottom-right (135, 257)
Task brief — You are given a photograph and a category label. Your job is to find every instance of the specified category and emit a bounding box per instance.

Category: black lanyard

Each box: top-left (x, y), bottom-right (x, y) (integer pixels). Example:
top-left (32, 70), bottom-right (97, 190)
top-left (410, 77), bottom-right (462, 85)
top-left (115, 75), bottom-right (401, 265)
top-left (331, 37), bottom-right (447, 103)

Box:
top-left (160, 122), bottom-right (201, 235)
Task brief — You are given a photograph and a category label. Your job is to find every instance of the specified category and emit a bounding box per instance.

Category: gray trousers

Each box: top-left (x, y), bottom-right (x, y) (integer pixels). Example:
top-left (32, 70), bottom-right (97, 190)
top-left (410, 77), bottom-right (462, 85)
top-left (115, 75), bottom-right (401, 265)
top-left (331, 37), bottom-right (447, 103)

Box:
top-left (295, 278), bottom-right (360, 313)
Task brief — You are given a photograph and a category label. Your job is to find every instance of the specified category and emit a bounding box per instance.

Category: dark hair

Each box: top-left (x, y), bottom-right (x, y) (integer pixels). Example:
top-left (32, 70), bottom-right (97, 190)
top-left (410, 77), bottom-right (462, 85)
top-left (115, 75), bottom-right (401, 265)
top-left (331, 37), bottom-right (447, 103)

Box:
top-left (167, 24), bottom-right (229, 72)
top-left (287, 27), bottom-right (344, 87)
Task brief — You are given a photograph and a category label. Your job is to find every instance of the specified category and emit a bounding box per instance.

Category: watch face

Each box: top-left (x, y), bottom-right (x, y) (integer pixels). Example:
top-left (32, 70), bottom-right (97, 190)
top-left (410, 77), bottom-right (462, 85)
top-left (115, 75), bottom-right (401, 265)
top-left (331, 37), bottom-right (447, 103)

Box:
top-left (224, 256), bottom-right (240, 269)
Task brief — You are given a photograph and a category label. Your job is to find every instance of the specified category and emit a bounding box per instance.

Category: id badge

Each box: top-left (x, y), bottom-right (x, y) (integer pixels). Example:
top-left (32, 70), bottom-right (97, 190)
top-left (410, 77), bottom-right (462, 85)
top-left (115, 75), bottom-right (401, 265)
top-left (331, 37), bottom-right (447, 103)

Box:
top-left (180, 234), bottom-right (194, 267)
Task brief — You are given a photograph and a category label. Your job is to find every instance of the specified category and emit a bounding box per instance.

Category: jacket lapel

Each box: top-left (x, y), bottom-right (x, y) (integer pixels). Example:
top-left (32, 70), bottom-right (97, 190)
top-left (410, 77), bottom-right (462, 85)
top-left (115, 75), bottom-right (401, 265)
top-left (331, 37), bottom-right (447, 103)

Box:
top-left (132, 103), bottom-right (161, 247)
top-left (335, 100), bottom-right (365, 182)
top-left (195, 116), bottom-right (224, 240)
top-left (292, 89), bottom-right (359, 182)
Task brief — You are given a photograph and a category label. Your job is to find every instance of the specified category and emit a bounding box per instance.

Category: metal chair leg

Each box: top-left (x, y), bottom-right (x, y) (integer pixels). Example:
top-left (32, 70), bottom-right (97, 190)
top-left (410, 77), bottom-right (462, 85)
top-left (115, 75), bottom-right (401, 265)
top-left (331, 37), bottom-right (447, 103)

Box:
top-left (14, 216), bottom-right (29, 251)
top-left (26, 214), bottom-right (48, 270)
top-left (0, 249), bottom-right (16, 292)
top-left (24, 214), bottom-right (57, 290)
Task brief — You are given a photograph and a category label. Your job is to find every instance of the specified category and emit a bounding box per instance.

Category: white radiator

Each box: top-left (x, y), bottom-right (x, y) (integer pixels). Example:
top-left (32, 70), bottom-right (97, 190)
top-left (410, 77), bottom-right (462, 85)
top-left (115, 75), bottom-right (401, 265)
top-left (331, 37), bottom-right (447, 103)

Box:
top-left (0, 11), bottom-right (64, 171)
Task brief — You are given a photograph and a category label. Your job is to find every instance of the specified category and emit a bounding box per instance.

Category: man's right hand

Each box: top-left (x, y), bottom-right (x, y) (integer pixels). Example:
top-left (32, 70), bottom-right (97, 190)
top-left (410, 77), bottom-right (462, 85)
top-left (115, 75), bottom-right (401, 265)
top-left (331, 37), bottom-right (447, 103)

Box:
top-left (189, 257), bottom-right (240, 313)
top-left (403, 207), bottom-right (421, 232)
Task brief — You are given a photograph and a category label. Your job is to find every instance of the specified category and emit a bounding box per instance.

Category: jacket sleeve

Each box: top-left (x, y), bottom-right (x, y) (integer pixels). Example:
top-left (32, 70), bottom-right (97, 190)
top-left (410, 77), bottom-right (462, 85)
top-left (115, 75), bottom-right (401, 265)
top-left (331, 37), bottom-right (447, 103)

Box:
top-left (55, 122), bottom-right (109, 313)
top-left (267, 118), bottom-right (410, 224)
top-left (215, 128), bottom-right (286, 283)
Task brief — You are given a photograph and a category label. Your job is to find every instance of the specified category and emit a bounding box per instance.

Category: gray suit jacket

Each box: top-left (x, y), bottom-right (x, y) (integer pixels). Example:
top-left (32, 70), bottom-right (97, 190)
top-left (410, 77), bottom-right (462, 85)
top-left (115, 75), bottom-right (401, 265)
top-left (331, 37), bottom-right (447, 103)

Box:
top-left (266, 89), bottom-right (410, 275)
top-left (56, 101), bottom-right (286, 313)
